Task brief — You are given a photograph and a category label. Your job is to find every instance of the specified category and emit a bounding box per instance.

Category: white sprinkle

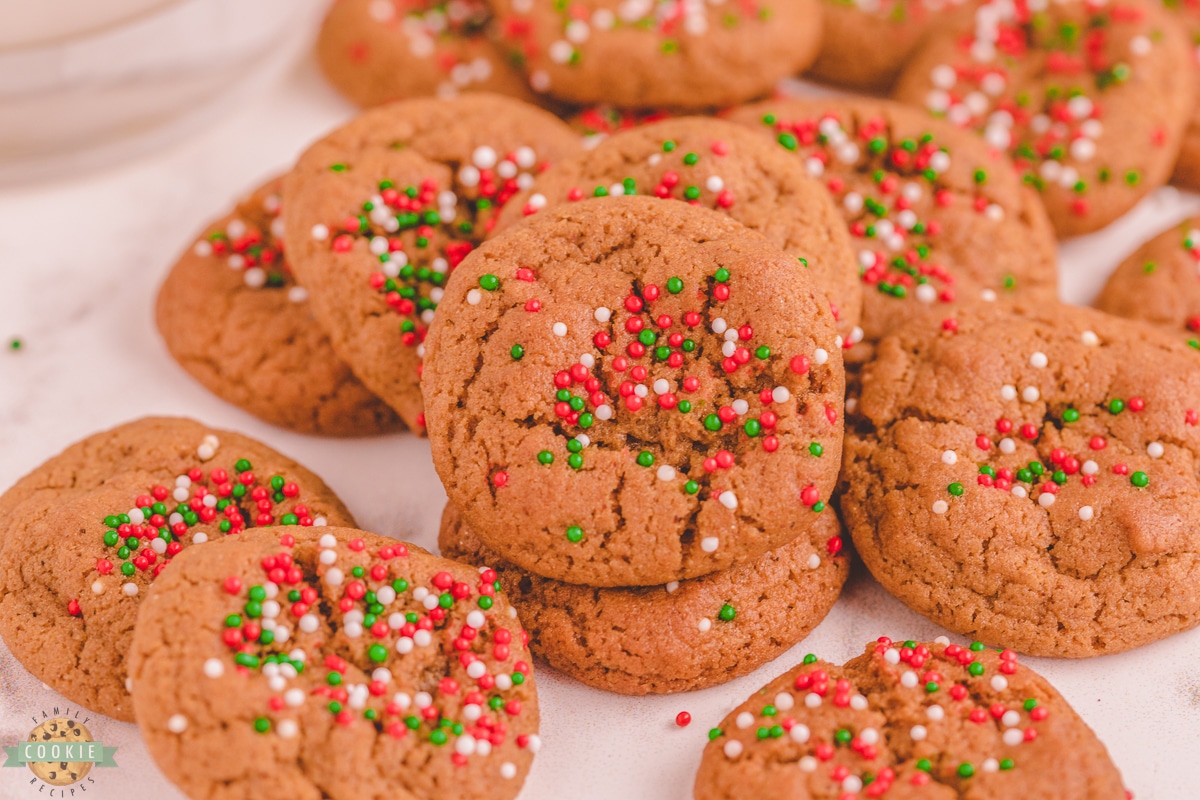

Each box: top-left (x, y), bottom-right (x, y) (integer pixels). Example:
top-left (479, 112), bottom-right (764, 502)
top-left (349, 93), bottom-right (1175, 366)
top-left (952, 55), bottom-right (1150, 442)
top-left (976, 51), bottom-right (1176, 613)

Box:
top-left (927, 705), bottom-right (945, 721)
top-left (813, 348), bottom-right (829, 365)
top-left (1001, 384), bottom-right (1017, 401)
top-left (596, 404), bottom-right (613, 420)
top-left (324, 568), bottom-right (344, 586)
top-left (774, 692), bottom-right (795, 712)
top-left (553, 322), bottom-right (567, 337)
top-left (319, 549), bottom-right (337, 565)
top-left (285, 688), bottom-right (305, 707)
top-left (850, 695), bottom-right (868, 711)
top-left (414, 629), bottom-right (432, 647)
top-left (1038, 492), bottom-right (1056, 508)
top-left (197, 443), bottom-right (215, 461)
top-left (910, 724), bottom-right (927, 741)
top-left (719, 492), bottom-right (738, 510)
top-left (1078, 505), bottom-right (1094, 521)
top-left (467, 661), bottom-right (487, 679)
top-left (415, 692), bottom-right (433, 709)
top-left (467, 289), bottom-right (482, 305)
top-left (932, 500), bottom-right (948, 515)
top-left (91, 580), bottom-right (104, 594)
top-left (934, 635), bottom-right (950, 646)
top-left (799, 755), bottom-right (818, 772)
top-left (1003, 710), bottom-right (1021, 727)
top-left (772, 386), bottom-right (790, 404)
top-left (653, 379), bottom-right (670, 395)
top-left (723, 740), bottom-right (743, 758)
top-left (789, 723), bottom-right (810, 744)
top-left (711, 318), bottom-right (727, 335)
top-left (991, 675), bottom-right (1009, 692)
top-left (594, 307), bottom-right (611, 322)
top-left (122, 582), bottom-right (138, 597)
top-left (1082, 460), bottom-right (1099, 475)
top-left (807, 554), bottom-right (821, 569)
top-left (981, 289), bottom-right (997, 302)
top-left (204, 658), bottom-right (224, 678)
top-left (634, 384), bottom-right (648, 398)
top-left (1012, 486), bottom-right (1028, 498)
top-left (299, 614), bottom-right (319, 633)
top-left (843, 776), bottom-right (863, 793)
top-left (731, 399), bottom-right (748, 415)
top-left (805, 693), bottom-right (822, 709)
top-left (580, 354), bottom-right (595, 368)
top-left (665, 581), bottom-right (679, 594)
top-left (500, 762), bottom-right (518, 779)
top-left (1022, 386), bottom-right (1040, 403)
top-left (1081, 330), bottom-right (1099, 346)
top-left (884, 648), bottom-right (900, 665)
top-left (736, 712), bottom-right (754, 729)
top-left (1148, 442), bottom-right (1164, 458)
top-left (1029, 352), bottom-right (1048, 368)
top-left (698, 618), bottom-right (712, 632)
top-left (942, 450), bottom-right (957, 465)
top-left (310, 224), bottom-right (329, 241)
top-left (167, 714), bottom-right (188, 733)
top-left (859, 728), bottom-right (879, 746)
top-left (982, 758), bottom-right (999, 773)
top-left (700, 536), bottom-right (719, 553)
top-left (999, 437), bottom-right (1016, 454)
top-left (657, 465), bottom-right (675, 481)
top-left (1003, 728), bottom-right (1024, 746)
top-left (900, 670), bottom-right (918, 688)
top-left (467, 610), bottom-right (486, 629)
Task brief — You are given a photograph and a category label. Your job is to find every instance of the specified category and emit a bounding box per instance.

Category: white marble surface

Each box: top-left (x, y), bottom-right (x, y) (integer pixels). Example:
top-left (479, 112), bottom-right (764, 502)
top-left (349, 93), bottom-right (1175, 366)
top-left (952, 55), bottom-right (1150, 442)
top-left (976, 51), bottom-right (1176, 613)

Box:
top-left (1, 55), bottom-right (1200, 800)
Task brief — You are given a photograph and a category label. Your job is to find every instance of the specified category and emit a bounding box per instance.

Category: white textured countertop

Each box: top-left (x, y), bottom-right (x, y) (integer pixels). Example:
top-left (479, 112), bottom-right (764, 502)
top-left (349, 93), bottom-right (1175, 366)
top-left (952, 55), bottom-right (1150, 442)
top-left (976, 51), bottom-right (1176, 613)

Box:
top-left (1, 57), bottom-right (1198, 800)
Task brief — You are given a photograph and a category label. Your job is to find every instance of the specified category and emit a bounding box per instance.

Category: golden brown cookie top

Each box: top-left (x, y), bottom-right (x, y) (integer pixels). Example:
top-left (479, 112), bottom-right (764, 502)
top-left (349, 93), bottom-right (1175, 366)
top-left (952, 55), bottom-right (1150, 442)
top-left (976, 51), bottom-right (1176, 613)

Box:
top-left (283, 94), bottom-right (583, 430)
top-left (129, 526), bottom-right (539, 800)
top-left (494, 116), bottom-right (863, 342)
top-left (423, 196), bottom-right (845, 587)
top-left (892, 0), bottom-right (1192, 236)
top-left (727, 98), bottom-right (1058, 352)
top-left (694, 638), bottom-right (1126, 800)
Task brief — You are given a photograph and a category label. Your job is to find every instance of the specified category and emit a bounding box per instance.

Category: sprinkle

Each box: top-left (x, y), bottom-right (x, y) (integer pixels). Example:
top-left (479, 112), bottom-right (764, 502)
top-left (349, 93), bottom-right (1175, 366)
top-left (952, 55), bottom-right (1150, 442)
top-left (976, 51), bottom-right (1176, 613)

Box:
top-left (700, 537), bottom-right (719, 553)
top-left (553, 322), bottom-right (567, 336)
top-left (167, 714), bottom-right (188, 733)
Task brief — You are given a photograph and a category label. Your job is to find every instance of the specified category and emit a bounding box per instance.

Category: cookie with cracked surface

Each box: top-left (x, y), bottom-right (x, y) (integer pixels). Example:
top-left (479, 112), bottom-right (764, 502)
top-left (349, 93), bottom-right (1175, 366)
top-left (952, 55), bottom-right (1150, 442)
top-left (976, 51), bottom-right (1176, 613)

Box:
top-left (840, 303), bottom-right (1200, 657)
top-left (808, 0), bottom-right (977, 91)
top-left (316, 0), bottom-right (536, 108)
top-left (438, 501), bottom-right (848, 694)
top-left (1095, 214), bottom-right (1200, 343)
top-left (129, 526), bottom-right (539, 800)
top-left (493, 117), bottom-right (863, 343)
top-left (283, 94), bottom-right (582, 430)
top-left (892, 0), bottom-right (1192, 237)
top-left (0, 416), bottom-right (353, 720)
top-left (694, 637), bottom-right (1126, 800)
top-left (157, 176), bottom-right (404, 437)
top-left (726, 98), bottom-right (1058, 361)
top-left (422, 195), bottom-right (845, 586)
top-left (488, 0), bottom-right (821, 109)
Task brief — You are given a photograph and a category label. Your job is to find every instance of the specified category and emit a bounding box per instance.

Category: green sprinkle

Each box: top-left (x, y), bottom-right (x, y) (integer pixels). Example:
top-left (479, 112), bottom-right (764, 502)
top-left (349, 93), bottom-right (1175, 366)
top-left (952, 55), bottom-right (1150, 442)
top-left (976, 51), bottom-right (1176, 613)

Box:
top-left (678, 400), bottom-right (692, 413)
top-left (708, 728), bottom-right (723, 741)
top-left (744, 419), bottom-right (761, 437)
top-left (684, 481), bottom-right (699, 495)
top-left (568, 453), bottom-right (584, 470)
top-left (636, 451), bottom-right (655, 467)
top-left (755, 346), bottom-right (770, 359)
top-left (566, 526), bottom-right (584, 543)
top-left (683, 153), bottom-right (699, 166)
top-left (809, 442), bottom-right (823, 457)
top-left (835, 729), bottom-right (852, 744)
top-left (802, 654), bottom-right (818, 665)
top-left (958, 762), bottom-right (975, 778)
top-left (714, 268), bottom-right (730, 282)
top-left (1109, 398), bottom-right (1125, 414)
top-left (430, 730), bottom-right (448, 746)
top-left (969, 662), bottom-right (985, 676)
top-left (235, 459), bottom-right (252, 473)
top-left (718, 603), bottom-right (736, 621)
top-left (667, 277), bottom-right (684, 294)
top-left (662, 140), bottom-right (677, 152)
top-left (8, 338), bottom-right (22, 352)
top-left (1131, 471), bottom-right (1149, 488)
top-left (479, 274), bottom-right (500, 291)
top-left (925, 682), bottom-right (939, 693)
top-left (973, 169), bottom-right (987, 184)
top-left (948, 482), bottom-right (964, 496)
top-left (704, 414), bottom-right (722, 432)
top-left (329, 163), bottom-right (348, 172)
top-left (1062, 408), bottom-right (1079, 423)
top-left (537, 450), bottom-right (554, 465)
top-left (224, 614), bottom-right (242, 628)
top-left (970, 641), bottom-right (986, 651)
top-left (254, 717), bottom-right (271, 733)
top-left (778, 133), bottom-right (798, 151)
top-left (369, 644), bottom-right (388, 663)
top-left (916, 759), bottom-right (932, 773)
top-left (510, 344), bottom-right (524, 360)
top-left (1000, 758), bottom-right (1015, 770)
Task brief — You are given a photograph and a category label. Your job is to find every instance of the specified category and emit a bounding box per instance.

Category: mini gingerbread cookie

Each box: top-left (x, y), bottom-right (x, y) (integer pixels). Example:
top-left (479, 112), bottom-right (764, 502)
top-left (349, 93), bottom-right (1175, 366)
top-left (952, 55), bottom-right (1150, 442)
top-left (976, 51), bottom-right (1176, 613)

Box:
top-left (283, 94), bottom-right (582, 430)
top-left (423, 196), bottom-right (845, 586)
top-left (695, 637), bottom-right (1126, 800)
top-left (726, 98), bottom-right (1058, 359)
top-left (809, 0), bottom-right (976, 91)
top-left (841, 303), bottom-right (1200, 657)
top-left (157, 177), bottom-right (404, 437)
top-left (1096, 215), bottom-right (1200, 342)
top-left (129, 526), bottom-right (539, 800)
top-left (1160, 0), bottom-right (1200, 188)
top-left (488, 0), bottom-right (822, 109)
top-left (316, 0), bottom-right (535, 107)
top-left (0, 417), bottom-right (353, 719)
top-left (892, 0), bottom-right (1192, 237)
top-left (494, 117), bottom-right (863, 343)
top-left (439, 502), bottom-right (847, 694)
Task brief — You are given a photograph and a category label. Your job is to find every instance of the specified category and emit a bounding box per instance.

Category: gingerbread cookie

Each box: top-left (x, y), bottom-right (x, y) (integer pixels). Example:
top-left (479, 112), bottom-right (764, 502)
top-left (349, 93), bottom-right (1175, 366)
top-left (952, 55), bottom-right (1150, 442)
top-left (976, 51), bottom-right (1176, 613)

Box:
top-left (316, 0), bottom-right (535, 107)
top-left (1160, 1), bottom-right (1200, 188)
top-left (892, 0), bottom-right (1192, 237)
top-left (129, 526), bottom-right (539, 800)
top-left (493, 117), bottom-right (863, 343)
top-left (489, 0), bottom-right (821, 109)
top-left (695, 637), bottom-right (1126, 800)
top-left (726, 98), bottom-right (1058, 358)
top-left (439, 502), bottom-right (847, 694)
top-left (841, 303), bottom-right (1200, 657)
top-left (157, 177), bottom-right (403, 437)
top-left (1096, 215), bottom-right (1200, 343)
top-left (283, 94), bottom-right (582, 430)
top-left (809, 0), bottom-right (976, 91)
top-left (0, 417), bottom-right (353, 719)
top-left (423, 196), bottom-right (845, 586)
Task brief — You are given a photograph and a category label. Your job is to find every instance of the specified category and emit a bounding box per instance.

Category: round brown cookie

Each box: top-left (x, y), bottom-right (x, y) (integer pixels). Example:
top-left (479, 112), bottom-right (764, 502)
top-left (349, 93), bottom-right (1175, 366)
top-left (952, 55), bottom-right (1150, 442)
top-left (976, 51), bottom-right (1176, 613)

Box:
top-left (438, 502), bottom-right (848, 694)
top-left (1096, 215), bottom-right (1200, 342)
top-left (129, 526), bottom-right (539, 800)
top-left (726, 98), bottom-right (1058, 361)
top-left (891, 0), bottom-right (1192, 237)
top-left (282, 94), bottom-right (582, 430)
top-left (840, 302), bottom-right (1200, 657)
top-left (157, 177), bottom-right (404, 437)
top-left (809, 0), bottom-right (977, 91)
top-left (422, 196), bottom-right (845, 586)
top-left (488, 0), bottom-right (821, 109)
top-left (0, 416), bottom-right (354, 720)
top-left (493, 117), bottom-right (864, 343)
top-left (694, 637), bottom-right (1126, 800)
top-left (316, 0), bottom-right (536, 108)
top-left (1160, 1), bottom-right (1200, 188)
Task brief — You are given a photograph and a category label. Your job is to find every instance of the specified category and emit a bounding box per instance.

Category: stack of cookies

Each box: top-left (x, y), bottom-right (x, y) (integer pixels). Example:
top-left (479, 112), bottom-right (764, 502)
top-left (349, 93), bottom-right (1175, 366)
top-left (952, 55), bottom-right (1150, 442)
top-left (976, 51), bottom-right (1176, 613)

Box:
top-left (9, 0), bottom-right (1200, 798)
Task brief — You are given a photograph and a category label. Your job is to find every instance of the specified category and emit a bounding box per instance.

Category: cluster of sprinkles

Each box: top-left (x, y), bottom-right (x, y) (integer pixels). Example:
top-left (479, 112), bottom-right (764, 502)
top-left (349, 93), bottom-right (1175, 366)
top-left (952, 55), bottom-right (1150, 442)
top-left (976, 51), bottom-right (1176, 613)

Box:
top-left (70, 435), bottom-right (327, 618)
top-left (572, 106), bottom-right (673, 147)
top-left (756, 109), bottom-right (1013, 312)
top-left (831, 0), bottom-right (970, 23)
top-left (192, 190), bottom-right (308, 303)
top-left (313, 144), bottom-right (546, 398)
top-left (359, 0), bottom-right (500, 95)
top-left (711, 637), bottom-right (1053, 793)
top-left (916, 0), bottom-right (1166, 219)
top-left (182, 531), bottom-right (537, 774)
top-left (497, 0), bottom-right (772, 93)
top-left (471, 261), bottom-right (843, 562)
top-left (928, 331), bottom-right (1196, 518)
top-left (519, 135), bottom-right (856, 341)
top-left (1171, 224), bottom-right (1200, 349)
